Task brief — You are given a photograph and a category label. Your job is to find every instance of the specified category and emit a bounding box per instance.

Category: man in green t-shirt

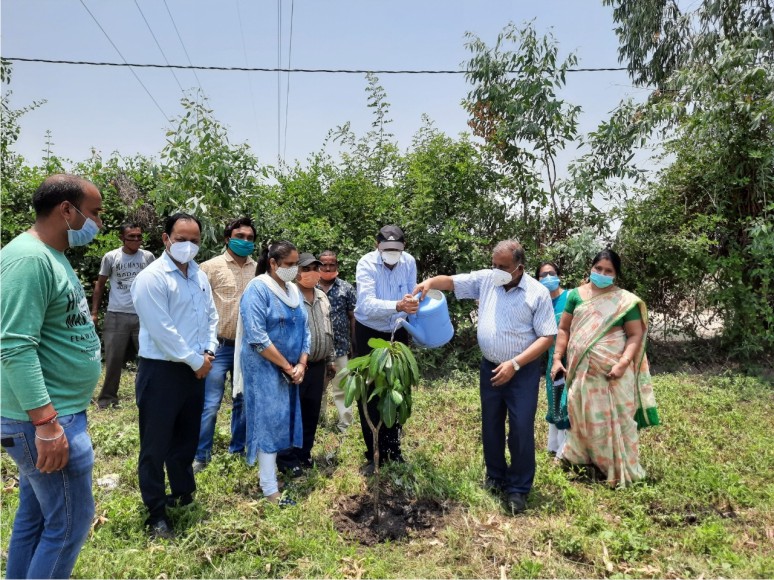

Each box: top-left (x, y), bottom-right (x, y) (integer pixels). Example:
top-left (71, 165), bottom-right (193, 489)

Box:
top-left (1, 174), bottom-right (103, 579)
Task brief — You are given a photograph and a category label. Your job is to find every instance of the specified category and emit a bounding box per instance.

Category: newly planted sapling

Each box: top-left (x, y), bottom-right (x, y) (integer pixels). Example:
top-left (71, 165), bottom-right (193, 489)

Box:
top-left (337, 337), bottom-right (420, 521)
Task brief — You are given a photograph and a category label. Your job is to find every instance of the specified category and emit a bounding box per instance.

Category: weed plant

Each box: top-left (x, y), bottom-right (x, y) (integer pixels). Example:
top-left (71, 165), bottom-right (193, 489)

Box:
top-left (1, 367), bottom-right (772, 578)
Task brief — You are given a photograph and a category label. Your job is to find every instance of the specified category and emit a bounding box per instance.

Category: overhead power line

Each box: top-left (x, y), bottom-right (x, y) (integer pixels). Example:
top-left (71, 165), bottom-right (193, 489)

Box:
top-left (277, 0), bottom-right (282, 162)
top-left (283, 0), bottom-right (295, 162)
top-left (161, 0), bottom-right (204, 94)
top-left (133, 0), bottom-right (185, 93)
top-left (4, 57), bottom-right (630, 74)
top-left (235, 0), bottom-right (260, 145)
top-left (77, 0), bottom-right (170, 122)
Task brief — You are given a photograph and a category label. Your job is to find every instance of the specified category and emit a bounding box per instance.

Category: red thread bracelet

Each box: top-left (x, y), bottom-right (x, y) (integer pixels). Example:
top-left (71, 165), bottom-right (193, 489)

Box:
top-left (32, 412), bottom-right (58, 427)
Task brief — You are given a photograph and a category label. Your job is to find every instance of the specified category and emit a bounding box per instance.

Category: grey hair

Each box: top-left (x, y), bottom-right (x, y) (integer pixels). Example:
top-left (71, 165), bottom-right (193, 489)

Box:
top-left (493, 239), bottom-right (525, 266)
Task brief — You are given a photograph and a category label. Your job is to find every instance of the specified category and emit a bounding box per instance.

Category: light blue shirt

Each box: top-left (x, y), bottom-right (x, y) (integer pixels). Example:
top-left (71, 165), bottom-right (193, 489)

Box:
top-left (353, 250), bottom-right (418, 333)
top-left (453, 269), bottom-right (557, 364)
top-left (131, 251), bottom-right (219, 371)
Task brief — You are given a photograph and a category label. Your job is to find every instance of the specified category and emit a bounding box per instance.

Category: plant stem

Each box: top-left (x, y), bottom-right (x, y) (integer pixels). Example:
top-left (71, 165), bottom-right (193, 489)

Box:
top-left (362, 398), bottom-right (383, 524)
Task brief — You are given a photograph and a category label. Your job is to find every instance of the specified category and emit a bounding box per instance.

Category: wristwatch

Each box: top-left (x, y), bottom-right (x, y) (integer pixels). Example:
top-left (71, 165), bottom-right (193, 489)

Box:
top-left (204, 350), bottom-right (215, 357)
top-left (510, 358), bottom-right (520, 372)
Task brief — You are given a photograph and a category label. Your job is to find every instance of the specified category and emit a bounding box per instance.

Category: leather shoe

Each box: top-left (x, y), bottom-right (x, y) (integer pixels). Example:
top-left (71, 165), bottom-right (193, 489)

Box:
top-left (147, 518), bottom-right (175, 540)
top-left (359, 461), bottom-right (376, 476)
top-left (507, 492), bottom-right (528, 515)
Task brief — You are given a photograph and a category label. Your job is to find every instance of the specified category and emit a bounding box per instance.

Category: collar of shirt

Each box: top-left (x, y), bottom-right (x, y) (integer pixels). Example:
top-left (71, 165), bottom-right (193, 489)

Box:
top-left (222, 250), bottom-right (256, 267)
top-left (160, 250), bottom-right (201, 277)
top-left (302, 286), bottom-right (326, 306)
top-left (500, 272), bottom-right (529, 294)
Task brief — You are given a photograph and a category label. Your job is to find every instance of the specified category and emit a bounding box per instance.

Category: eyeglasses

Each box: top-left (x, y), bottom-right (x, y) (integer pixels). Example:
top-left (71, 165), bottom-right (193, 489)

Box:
top-left (319, 264), bottom-right (338, 270)
top-left (538, 271), bottom-right (557, 278)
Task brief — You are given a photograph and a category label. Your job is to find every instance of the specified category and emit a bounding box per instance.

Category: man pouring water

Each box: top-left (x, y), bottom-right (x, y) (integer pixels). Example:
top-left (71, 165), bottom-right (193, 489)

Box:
top-left (413, 239), bottom-right (556, 515)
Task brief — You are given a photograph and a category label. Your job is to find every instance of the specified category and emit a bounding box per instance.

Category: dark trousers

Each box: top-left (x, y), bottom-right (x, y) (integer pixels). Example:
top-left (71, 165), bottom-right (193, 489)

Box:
top-left (479, 357), bottom-right (541, 495)
top-left (97, 311), bottom-right (140, 405)
top-left (136, 358), bottom-right (205, 522)
top-left (355, 321), bottom-right (408, 464)
top-left (277, 360), bottom-right (327, 468)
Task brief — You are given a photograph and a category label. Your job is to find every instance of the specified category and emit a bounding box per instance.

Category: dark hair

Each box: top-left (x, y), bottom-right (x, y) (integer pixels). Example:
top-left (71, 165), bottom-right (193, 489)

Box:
top-left (32, 174), bottom-right (89, 216)
top-left (119, 222), bottom-right (142, 235)
top-left (224, 217), bottom-right (256, 241)
top-left (164, 213), bottom-right (202, 236)
top-left (591, 249), bottom-right (622, 276)
top-left (319, 250), bottom-right (337, 261)
top-left (493, 239), bottom-right (525, 266)
top-left (535, 261), bottom-right (561, 278)
top-left (256, 240), bottom-right (297, 275)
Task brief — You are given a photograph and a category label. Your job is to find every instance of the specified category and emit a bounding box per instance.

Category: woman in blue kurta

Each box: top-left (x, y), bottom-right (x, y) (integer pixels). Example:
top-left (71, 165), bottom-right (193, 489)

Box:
top-left (536, 261), bottom-right (570, 458)
top-left (239, 241), bottom-right (310, 506)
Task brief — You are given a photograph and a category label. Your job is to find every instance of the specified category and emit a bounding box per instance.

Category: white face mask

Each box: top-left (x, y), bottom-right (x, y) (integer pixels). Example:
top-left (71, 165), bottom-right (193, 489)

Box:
top-left (491, 266), bottom-right (519, 287)
top-left (381, 250), bottom-right (402, 266)
top-left (168, 241), bottom-right (199, 263)
top-left (275, 265), bottom-right (298, 282)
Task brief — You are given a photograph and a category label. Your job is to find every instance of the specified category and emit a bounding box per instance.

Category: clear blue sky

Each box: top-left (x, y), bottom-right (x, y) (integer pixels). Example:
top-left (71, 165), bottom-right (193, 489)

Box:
top-left (2, 1), bottom-right (645, 169)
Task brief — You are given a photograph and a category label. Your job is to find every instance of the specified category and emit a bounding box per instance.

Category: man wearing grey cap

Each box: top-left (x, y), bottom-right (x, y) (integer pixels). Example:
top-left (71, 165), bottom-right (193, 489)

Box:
top-left (276, 252), bottom-right (335, 476)
top-left (353, 225), bottom-right (418, 474)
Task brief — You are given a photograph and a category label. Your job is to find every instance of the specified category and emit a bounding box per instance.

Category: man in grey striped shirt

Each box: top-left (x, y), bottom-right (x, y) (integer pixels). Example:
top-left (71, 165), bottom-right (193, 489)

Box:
top-left (414, 240), bottom-right (557, 514)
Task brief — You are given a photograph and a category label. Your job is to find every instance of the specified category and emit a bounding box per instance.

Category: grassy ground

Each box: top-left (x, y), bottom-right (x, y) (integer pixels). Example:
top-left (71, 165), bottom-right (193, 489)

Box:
top-left (2, 366), bottom-right (773, 579)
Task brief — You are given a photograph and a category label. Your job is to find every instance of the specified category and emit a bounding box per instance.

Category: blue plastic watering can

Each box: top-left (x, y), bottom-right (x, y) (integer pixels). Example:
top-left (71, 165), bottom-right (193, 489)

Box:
top-left (397, 289), bottom-right (454, 349)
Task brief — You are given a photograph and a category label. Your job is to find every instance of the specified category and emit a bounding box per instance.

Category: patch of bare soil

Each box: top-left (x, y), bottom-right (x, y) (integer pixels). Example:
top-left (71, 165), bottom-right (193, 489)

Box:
top-left (332, 488), bottom-right (453, 545)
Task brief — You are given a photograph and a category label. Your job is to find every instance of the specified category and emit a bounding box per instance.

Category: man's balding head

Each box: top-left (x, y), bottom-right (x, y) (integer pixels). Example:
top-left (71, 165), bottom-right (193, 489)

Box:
top-left (32, 174), bottom-right (94, 216)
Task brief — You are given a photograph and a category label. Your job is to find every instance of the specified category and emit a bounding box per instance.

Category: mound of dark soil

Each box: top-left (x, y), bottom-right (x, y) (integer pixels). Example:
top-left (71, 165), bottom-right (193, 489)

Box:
top-left (333, 489), bottom-right (452, 545)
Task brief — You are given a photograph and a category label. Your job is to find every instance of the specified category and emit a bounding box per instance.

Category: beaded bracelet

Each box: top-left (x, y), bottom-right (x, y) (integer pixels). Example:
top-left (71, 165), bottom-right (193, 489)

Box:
top-left (35, 428), bottom-right (65, 442)
top-left (32, 412), bottom-right (58, 427)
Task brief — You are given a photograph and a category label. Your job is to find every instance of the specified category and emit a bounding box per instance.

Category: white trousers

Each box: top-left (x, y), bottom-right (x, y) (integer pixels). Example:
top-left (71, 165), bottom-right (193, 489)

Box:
top-left (258, 451), bottom-right (279, 496)
top-left (547, 424), bottom-right (568, 458)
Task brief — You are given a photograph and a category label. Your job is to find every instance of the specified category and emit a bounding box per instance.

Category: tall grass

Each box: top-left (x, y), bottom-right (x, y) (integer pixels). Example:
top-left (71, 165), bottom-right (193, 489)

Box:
top-left (1, 368), bottom-right (772, 578)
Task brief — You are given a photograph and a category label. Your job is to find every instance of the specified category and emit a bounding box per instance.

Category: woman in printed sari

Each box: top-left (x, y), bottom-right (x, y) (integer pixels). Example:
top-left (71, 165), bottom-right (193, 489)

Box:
top-left (238, 241), bottom-right (310, 506)
top-left (536, 261), bottom-right (570, 459)
top-left (550, 250), bottom-right (659, 487)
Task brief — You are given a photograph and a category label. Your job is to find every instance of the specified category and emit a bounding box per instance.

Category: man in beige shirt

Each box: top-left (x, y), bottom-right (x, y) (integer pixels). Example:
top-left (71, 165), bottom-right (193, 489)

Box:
top-left (193, 217), bottom-right (257, 473)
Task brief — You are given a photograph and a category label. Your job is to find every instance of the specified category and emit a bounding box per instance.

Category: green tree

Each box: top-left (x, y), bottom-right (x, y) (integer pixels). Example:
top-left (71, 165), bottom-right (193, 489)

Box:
top-left (155, 95), bottom-right (265, 258)
top-left (463, 22), bottom-right (602, 252)
top-left (602, 1), bottom-right (774, 358)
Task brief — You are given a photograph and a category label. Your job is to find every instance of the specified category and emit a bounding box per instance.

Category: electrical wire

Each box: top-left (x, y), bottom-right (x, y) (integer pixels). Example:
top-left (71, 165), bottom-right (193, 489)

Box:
top-left (277, 0), bottom-right (282, 163)
top-left (161, 0), bottom-right (204, 95)
top-left (133, 0), bottom-right (185, 93)
top-left (235, 0), bottom-right (260, 145)
top-left (3, 57), bottom-right (632, 74)
top-left (77, 0), bottom-right (170, 122)
top-left (283, 0), bottom-right (294, 161)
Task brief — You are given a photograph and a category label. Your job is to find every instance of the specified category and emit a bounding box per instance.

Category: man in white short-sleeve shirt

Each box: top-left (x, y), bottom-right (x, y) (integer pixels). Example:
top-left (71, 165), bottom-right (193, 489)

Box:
top-left (414, 239), bottom-right (557, 515)
top-left (91, 223), bottom-right (154, 409)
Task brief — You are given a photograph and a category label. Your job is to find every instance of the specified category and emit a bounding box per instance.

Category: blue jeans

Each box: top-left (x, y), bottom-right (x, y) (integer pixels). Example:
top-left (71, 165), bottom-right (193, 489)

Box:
top-left (195, 344), bottom-right (246, 462)
top-left (479, 358), bottom-right (541, 495)
top-left (1, 412), bottom-right (95, 579)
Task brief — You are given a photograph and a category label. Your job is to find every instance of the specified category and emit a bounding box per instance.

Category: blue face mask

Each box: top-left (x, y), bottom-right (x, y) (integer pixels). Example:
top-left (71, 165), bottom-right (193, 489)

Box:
top-left (590, 271), bottom-right (615, 288)
top-left (540, 275), bottom-right (560, 292)
top-left (66, 207), bottom-right (99, 247)
top-left (228, 238), bottom-right (255, 257)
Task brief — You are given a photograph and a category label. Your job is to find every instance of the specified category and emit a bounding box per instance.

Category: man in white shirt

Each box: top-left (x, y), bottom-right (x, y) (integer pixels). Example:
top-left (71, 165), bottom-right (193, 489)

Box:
top-left (131, 213), bottom-right (218, 539)
top-left (91, 223), bottom-right (154, 409)
top-left (414, 240), bottom-right (557, 514)
top-left (353, 225), bottom-right (419, 473)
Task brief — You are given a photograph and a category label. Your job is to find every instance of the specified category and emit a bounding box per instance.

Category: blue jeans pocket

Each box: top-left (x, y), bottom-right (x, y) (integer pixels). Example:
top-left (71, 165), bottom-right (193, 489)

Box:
top-left (0, 421), bottom-right (37, 476)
